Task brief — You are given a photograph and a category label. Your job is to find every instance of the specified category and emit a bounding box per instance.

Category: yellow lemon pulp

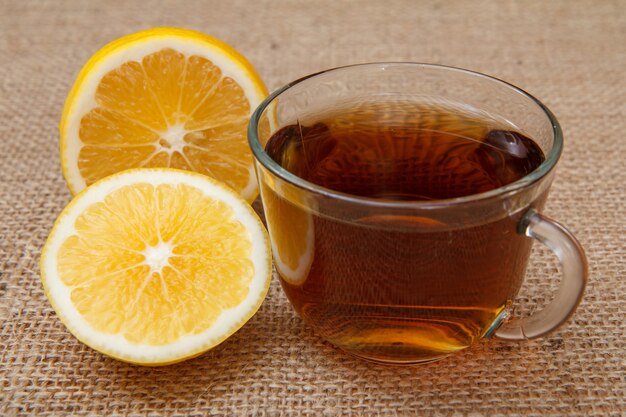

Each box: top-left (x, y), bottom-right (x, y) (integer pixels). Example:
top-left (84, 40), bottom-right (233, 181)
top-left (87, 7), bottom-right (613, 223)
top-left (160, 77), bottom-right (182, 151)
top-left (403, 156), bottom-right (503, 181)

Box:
top-left (61, 28), bottom-right (268, 202)
top-left (41, 168), bottom-right (271, 365)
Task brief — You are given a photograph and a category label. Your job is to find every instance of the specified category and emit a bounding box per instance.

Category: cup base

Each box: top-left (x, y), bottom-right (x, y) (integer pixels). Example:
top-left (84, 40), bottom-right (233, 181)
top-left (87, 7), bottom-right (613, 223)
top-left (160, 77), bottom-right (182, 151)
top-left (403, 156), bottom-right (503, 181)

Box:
top-left (321, 332), bottom-right (464, 365)
top-left (339, 347), bottom-right (453, 366)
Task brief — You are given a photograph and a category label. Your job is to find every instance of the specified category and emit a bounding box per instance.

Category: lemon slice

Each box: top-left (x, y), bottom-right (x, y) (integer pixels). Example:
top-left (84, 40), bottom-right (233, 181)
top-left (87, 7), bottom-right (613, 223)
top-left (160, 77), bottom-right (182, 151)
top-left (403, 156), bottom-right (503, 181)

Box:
top-left (261, 180), bottom-right (314, 285)
top-left (60, 28), bottom-right (268, 202)
top-left (40, 168), bottom-right (271, 365)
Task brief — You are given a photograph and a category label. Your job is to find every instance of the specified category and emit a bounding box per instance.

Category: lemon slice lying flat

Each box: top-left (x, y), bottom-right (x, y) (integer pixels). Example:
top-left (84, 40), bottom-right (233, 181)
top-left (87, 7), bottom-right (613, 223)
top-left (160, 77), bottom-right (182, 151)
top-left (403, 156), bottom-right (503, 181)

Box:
top-left (40, 168), bottom-right (271, 365)
top-left (60, 27), bottom-right (267, 202)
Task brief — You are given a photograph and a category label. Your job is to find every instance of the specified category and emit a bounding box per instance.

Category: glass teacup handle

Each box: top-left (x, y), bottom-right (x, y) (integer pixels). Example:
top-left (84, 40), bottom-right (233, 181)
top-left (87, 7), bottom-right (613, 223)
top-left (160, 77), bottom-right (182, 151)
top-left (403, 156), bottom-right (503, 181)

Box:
top-left (494, 209), bottom-right (588, 340)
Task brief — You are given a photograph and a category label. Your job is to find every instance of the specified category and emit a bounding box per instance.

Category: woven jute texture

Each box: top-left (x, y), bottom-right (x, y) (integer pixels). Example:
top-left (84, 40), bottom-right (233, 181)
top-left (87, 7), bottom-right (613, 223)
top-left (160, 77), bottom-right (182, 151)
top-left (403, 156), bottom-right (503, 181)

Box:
top-left (1, 0), bottom-right (624, 415)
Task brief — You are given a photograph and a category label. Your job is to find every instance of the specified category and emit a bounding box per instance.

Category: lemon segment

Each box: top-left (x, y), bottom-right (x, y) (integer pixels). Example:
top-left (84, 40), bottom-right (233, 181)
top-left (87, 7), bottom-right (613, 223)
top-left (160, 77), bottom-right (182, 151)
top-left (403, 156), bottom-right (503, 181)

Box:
top-left (41, 168), bottom-right (272, 365)
top-left (60, 28), bottom-right (268, 202)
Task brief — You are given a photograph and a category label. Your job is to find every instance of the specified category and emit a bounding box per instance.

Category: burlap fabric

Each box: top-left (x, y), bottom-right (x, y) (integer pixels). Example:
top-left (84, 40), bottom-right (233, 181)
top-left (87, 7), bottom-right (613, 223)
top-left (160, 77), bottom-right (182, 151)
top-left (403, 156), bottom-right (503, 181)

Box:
top-left (1, 0), bottom-right (624, 415)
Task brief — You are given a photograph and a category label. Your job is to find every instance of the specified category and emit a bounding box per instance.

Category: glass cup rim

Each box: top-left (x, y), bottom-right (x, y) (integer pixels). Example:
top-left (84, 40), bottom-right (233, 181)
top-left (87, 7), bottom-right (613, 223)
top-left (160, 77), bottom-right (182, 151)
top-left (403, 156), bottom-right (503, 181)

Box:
top-left (248, 62), bottom-right (563, 209)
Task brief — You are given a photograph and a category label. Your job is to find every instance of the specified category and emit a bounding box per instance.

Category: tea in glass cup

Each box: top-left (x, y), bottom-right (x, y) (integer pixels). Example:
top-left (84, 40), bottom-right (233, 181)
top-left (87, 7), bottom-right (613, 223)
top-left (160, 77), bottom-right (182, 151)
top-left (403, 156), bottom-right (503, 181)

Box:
top-left (248, 63), bottom-right (587, 364)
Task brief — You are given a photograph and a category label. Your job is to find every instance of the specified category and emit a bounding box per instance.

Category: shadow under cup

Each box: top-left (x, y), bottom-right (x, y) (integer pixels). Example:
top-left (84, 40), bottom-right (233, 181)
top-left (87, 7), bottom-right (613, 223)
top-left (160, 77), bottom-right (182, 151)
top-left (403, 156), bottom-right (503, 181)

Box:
top-left (248, 63), bottom-right (587, 364)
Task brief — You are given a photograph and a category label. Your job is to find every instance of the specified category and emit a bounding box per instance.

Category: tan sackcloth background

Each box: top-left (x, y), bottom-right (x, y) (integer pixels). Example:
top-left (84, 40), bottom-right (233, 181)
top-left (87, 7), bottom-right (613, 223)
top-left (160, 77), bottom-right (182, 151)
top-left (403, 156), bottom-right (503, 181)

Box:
top-left (1, 0), bottom-right (624, 415)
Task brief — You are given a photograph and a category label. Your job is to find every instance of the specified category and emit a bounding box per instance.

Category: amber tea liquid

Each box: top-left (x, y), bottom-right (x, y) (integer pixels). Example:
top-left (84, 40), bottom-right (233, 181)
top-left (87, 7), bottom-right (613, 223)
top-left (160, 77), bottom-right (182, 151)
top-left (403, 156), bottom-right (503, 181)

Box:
top-left (263, 101), bottom-right (546, 363)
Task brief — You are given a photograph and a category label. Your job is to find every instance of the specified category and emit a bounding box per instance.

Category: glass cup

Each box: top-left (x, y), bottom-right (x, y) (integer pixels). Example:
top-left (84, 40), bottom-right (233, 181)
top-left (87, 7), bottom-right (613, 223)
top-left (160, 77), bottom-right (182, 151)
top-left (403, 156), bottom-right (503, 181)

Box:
top-left (248, 63), bottom-right (587, 364)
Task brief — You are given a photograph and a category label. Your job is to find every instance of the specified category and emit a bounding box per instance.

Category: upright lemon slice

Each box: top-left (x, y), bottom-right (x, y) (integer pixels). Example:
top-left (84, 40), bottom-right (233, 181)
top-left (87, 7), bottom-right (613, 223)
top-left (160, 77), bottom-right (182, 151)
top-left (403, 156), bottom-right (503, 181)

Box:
top-left (40, 168), bottom-right (272, 365)
top-left (60, 28), bottom-right (267, 202)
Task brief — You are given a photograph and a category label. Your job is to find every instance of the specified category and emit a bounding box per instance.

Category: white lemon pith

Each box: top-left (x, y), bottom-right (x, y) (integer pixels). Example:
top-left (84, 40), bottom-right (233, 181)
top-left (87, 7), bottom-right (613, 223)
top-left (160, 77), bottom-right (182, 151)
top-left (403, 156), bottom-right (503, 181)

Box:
top-left (40, 168), bottom-right (271, 365)
top-left (60, 28), bottom-right (268, 202)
